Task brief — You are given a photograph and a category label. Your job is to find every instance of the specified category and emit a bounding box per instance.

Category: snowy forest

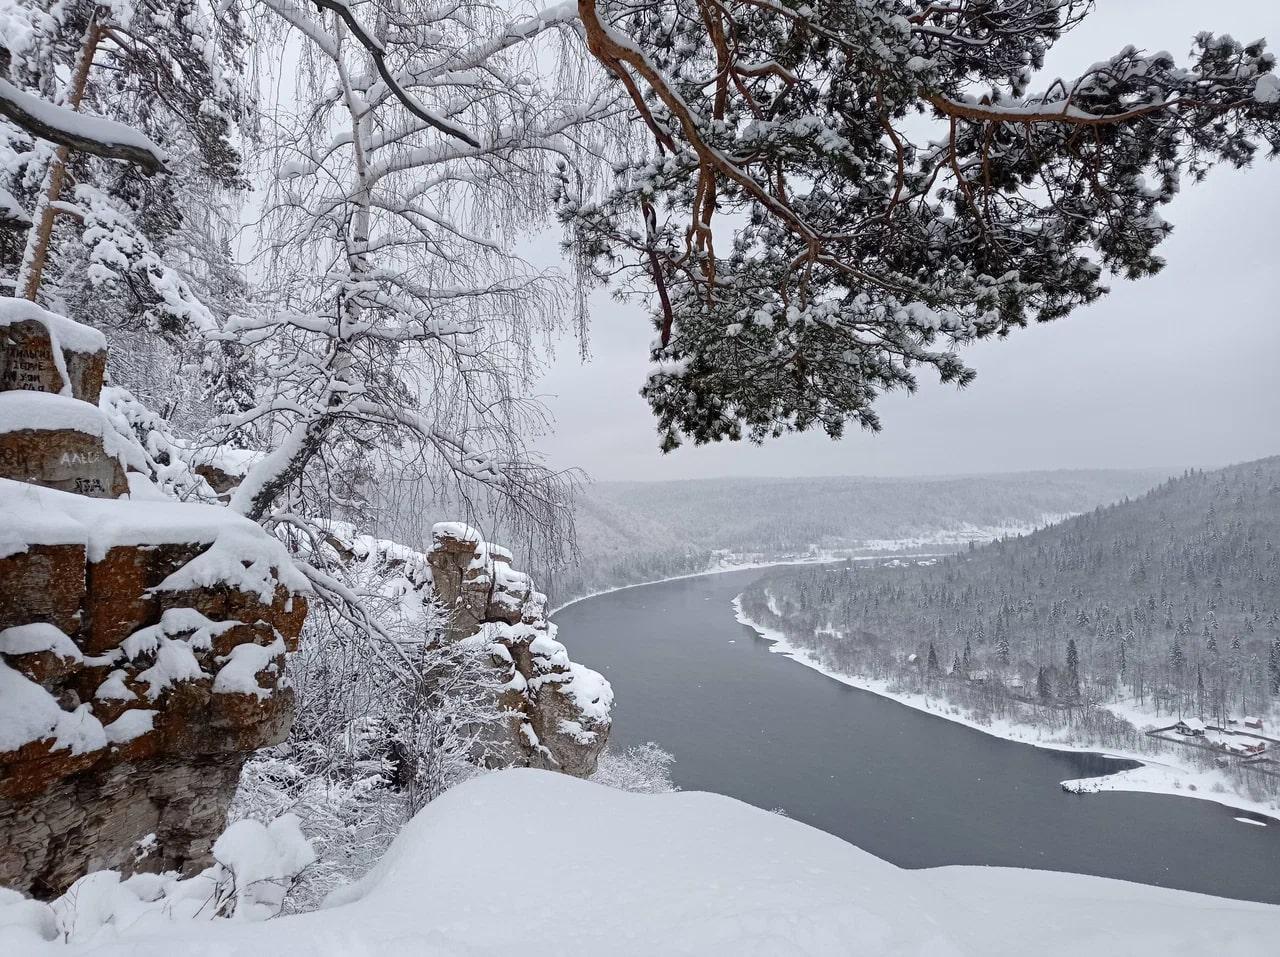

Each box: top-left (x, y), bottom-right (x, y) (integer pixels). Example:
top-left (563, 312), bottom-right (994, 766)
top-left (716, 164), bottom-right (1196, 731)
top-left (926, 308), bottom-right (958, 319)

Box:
top-left (738, 457), bottom-right (1280, 802)
top-left (1, 0), bottom-right (1279, 951)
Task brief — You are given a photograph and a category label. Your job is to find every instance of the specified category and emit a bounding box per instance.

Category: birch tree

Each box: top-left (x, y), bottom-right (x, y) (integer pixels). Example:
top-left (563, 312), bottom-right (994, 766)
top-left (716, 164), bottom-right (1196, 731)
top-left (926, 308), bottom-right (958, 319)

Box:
top-left (224, 0), bottom-right (627, 563)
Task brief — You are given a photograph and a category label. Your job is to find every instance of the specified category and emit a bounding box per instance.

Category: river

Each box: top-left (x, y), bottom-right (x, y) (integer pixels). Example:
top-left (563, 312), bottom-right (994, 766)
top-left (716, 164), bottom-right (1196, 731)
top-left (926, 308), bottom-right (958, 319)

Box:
top-left (555, 566), bottom-right (1280, 904)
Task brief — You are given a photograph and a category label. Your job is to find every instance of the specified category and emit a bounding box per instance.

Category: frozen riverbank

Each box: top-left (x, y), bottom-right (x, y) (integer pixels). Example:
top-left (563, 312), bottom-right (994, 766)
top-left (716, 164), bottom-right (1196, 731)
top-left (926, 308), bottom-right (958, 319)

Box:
top-left (732, 596), bottom-right (1280, 825)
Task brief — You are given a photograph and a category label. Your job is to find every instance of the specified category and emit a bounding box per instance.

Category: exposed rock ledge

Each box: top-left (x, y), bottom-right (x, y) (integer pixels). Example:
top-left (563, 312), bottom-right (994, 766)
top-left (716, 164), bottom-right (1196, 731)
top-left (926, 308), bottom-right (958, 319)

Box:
top-left (324, 520), bottom-right (612, 777)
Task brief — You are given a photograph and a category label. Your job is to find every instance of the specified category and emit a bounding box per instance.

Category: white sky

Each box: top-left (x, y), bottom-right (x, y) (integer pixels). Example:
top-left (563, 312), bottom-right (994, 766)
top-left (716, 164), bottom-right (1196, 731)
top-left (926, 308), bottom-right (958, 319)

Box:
top-left (530, 0), bottom-right (1280, 481)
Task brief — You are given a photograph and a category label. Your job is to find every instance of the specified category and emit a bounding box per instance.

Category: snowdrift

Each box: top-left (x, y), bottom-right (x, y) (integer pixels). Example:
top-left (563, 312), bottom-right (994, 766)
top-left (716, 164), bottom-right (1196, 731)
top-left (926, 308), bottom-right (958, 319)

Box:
top-left (11, 768), bottom-right (1278, 956)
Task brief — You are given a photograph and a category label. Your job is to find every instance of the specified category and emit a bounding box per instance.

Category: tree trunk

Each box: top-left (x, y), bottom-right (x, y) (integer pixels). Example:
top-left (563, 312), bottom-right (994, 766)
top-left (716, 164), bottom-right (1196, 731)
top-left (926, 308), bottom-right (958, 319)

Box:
top-left (17, 14), bottom-right (101, 301)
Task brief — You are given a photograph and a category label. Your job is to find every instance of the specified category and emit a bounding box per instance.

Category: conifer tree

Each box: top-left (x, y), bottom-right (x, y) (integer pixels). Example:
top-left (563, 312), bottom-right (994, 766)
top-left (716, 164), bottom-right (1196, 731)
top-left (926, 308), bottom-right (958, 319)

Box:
top-left (1065, 638), bottom-right (1080, 700)
top-left (566, 1), bottom-right (1280, 450)
top-left (1037, 666), bottom-right (1051, 702)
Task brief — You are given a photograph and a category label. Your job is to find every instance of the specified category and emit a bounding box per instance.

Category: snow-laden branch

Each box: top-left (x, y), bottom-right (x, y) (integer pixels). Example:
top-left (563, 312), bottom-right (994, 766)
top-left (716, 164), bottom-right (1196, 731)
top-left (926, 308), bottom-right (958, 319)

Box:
top-left (0, 76), bottom-right (166, 172)
top-left (306, 0), bottom-right (481, 148)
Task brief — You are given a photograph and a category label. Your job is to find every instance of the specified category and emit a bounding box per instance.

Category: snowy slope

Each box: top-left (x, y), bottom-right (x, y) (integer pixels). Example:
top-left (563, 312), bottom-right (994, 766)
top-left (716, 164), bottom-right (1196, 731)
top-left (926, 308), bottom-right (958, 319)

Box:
top-left (20, 769), bottom-right (1278, 956)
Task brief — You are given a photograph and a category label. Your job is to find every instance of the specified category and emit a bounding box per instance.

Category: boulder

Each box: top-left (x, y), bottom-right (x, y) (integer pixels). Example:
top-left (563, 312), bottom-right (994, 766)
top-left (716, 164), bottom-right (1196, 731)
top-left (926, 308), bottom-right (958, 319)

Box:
top-left (0, 391), bottom-right (138, 498)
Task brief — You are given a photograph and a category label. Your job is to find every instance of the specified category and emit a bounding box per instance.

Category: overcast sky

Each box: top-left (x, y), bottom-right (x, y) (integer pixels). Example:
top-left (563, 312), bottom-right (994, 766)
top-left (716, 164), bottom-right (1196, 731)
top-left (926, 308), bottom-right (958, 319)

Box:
top-left (530, 1), bottom-right (1280, 482)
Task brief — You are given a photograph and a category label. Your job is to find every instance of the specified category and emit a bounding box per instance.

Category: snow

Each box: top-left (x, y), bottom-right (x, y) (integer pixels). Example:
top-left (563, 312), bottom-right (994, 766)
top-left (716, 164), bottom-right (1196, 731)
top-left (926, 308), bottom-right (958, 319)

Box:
top-left (0, 185), bottom-right (27, 225)
top-left (213, 637), bottom-right (286, 698)
top-left (0, 478), bottom-right (311, 599)
top-left (0, 622), bottom-right (81, 659)
top-left (0, 656), bottom-right (112, 755)
top-left (0, 296), bottom-right (107, 355)
top-left (123, 610), bottom-right (235, 659)
top-left (430, 520), bottom-right (483, 545)
top-left (1, 816), bottom-right (315, 947)
top-left (134, 640), bottom-right (206, 701)
top-left (211, 815), bottom-right (316, 921)
top-left (558, 660), bottom-right (614, 726)
top-left (0, 658), bottom-right (72, 752)
top-left (94, 670), bottom-right (136, 702)
top-left (732, 596), bottom-right (1280, 822)
top-left (0, 391), bottom-right (144, 471)
top-left (102, 709), bottom-right (155, 744)
top-left (119, 609), bottom-right (278, 702)
top-left (1254, 73), bottom-right (1280, 104)
top-left (187, 446), bottom-right (263, 478)
top-left (0, 78), bottom-right (165, 162)
top-left (9, 769), bottom-right (1278, 955)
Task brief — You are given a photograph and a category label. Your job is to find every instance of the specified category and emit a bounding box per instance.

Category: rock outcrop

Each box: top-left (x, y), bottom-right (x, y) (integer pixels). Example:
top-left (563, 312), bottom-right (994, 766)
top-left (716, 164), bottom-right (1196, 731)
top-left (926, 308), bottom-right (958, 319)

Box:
top-left (426, 523), bottom-right (612, 776)
top-left (323, 521), bottom-right (613, 777)
top-left (0, 298), bottom-right (309, 898)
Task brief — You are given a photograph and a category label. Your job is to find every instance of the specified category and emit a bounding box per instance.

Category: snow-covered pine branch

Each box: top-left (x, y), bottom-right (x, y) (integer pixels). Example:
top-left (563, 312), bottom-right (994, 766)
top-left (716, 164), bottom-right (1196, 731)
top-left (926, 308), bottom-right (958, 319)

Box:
top-left (565, 0), bottom-right (1280, 451)
top-left (0, 76), bottom-right (165, 171)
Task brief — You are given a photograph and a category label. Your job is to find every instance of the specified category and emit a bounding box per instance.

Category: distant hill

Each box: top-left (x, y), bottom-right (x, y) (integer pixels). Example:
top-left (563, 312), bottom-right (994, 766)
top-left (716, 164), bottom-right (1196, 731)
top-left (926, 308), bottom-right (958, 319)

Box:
top-left (741, 456), bottom-right (1280, 738)
top-left (552, 468), bottom-right (1171, 602)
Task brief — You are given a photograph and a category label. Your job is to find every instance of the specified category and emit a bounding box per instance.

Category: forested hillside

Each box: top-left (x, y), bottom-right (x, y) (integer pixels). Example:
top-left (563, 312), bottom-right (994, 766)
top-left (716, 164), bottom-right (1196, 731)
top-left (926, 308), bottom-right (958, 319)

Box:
top-left (551, 469), bottom-right (1170, 602)
top-left (739, 457), bottom-right (1280, 801)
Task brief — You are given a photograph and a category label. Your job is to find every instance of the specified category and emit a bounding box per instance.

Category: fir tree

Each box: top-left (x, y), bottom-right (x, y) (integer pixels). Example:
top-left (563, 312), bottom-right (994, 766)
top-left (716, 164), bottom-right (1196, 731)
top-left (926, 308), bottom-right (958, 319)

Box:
top-left (1269, 638), bottom-right (1280, 696)
top-left (1065, 639), bottom-right (1081, 701)
top-left (1037, 666), bottom-right (1052, 701)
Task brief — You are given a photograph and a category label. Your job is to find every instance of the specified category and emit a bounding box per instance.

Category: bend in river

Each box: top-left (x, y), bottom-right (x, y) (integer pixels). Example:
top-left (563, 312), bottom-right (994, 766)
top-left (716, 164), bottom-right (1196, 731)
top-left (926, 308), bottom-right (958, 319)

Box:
top-left (556, 567), bottom-right (1280, 905)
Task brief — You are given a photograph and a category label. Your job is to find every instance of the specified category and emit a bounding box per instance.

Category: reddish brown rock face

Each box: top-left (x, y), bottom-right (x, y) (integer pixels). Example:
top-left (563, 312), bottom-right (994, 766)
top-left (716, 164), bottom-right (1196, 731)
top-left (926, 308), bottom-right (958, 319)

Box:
top-left (0, 317), bottom-right (106, 404)
top-left (0, 544), bottom-right (85, 635)
top-left (0, 305), bottom-right (309, 899)
top-left (0, 540), bottom-right (305, 896)
top-left (0, 427), bottom-right (128, 498)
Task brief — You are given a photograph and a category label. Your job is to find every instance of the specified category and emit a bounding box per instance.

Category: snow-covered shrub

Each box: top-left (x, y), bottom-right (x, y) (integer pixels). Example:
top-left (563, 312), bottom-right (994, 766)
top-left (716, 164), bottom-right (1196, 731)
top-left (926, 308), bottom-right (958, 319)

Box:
top-left (591, 742), bottom-right (678, 794)
top-left (98, 385), bottom-right (222, 502)
top-left (0, 816), bottom-right (313, 946)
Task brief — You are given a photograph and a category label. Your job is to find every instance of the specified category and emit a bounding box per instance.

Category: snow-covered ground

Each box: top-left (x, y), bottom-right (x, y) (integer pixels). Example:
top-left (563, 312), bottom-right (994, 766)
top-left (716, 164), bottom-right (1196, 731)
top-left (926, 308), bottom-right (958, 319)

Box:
top-left (732, 598), bottom-right (1280, 823)
top-left (10, 769), bottom-right (1277, 956)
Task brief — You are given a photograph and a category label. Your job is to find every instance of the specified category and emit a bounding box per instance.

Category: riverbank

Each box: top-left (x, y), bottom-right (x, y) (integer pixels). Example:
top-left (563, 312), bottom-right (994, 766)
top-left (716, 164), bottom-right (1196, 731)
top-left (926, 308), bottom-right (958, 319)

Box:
top-left (731, 595), bottom-right (1280, 825)
top-left (549, 554), bottom-right (857, 616)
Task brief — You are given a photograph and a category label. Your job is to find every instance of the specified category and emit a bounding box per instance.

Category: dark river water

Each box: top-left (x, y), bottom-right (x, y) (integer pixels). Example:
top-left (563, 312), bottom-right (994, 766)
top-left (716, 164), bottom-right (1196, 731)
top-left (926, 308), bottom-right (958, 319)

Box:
top-left (555, 566), bottom-right (1280, 904)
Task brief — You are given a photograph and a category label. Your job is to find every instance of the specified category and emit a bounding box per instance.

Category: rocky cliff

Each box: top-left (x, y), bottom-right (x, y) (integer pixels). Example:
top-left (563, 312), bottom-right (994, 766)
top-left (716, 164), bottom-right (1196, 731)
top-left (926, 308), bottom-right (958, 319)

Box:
top-left (0, 298), bottom-right (310, 898)
top-left (324, 521), bottom-right (612, 777)
top-left (427, 523), bottom-right (612, 776)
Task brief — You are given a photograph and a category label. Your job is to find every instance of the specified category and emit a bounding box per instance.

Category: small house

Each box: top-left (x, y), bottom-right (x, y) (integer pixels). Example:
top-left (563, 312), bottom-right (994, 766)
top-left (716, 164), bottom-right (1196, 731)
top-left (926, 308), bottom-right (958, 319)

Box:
top-left (1244, 716), bottom-right (1264, 731)
top-left (1173, 719), bottom-right (1207, 737)
top-left (1227, 741), bottom-right (1267, 757)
